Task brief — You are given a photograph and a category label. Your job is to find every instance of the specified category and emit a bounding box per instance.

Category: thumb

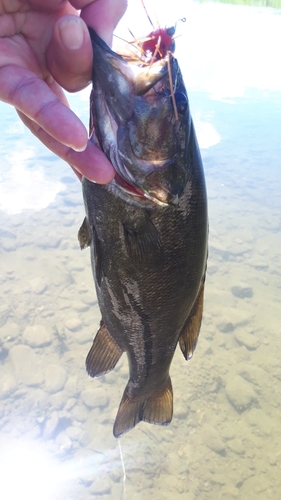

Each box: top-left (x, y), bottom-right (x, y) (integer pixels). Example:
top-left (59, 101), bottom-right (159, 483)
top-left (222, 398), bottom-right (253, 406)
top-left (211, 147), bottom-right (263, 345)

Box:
top-left (46, 15), bottom-right (93, 93)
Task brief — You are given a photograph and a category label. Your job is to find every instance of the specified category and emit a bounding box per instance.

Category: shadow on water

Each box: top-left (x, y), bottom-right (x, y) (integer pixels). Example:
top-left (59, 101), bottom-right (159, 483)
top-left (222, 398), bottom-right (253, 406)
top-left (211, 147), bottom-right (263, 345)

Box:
top-left (0, 1), bottom-right (281, 499)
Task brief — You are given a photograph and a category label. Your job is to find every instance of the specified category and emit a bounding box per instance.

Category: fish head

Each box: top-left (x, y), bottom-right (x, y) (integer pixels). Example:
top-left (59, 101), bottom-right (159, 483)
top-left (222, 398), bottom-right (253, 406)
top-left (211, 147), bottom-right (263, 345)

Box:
top-left (89, 29), bottom-right (191, 207)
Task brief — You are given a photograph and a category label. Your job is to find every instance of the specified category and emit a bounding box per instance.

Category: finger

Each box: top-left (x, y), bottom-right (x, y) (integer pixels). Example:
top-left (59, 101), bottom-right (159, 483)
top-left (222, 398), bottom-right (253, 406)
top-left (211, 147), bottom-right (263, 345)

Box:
top-left (26, 0), bottom-right (70, 9)
top-left (17, 110), bottom-right (115, 183)
top-left (0, 65), bottom-right (88, 152)
top-left (78, 0), bottom-right (128, 46)
top-left (47, 15), bottom-right (93, 92)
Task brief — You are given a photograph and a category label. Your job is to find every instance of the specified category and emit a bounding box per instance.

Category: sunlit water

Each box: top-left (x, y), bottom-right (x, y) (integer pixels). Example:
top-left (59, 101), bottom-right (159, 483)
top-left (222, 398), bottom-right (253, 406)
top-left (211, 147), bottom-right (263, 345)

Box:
top-left (0, 1), bottom-right (280, 499)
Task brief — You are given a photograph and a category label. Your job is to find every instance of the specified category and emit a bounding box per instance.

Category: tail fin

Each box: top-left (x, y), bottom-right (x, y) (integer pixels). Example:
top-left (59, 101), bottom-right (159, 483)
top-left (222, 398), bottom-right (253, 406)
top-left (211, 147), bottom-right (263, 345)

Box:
top-left (113, 377), bottom-right (173, 438)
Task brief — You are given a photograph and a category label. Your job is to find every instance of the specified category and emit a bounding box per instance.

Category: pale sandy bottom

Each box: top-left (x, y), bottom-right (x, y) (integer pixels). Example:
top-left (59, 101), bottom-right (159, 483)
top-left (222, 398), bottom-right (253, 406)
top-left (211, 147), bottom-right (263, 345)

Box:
top-left (0, 137), bottom-right (280, 500)
top-left (0, 5), bottom-right (281, 492)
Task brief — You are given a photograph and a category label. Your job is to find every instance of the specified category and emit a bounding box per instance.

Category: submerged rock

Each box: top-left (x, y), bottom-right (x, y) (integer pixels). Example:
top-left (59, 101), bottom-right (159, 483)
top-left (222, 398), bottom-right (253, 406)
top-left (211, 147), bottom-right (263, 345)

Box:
top-left (29, 277), bottom-right (48, 294)
top-left (231, 284), bottom-right (253, 299)
top-left (220, 423), bottom-right (235, 441)
top-left (1, 322), bottom-right (19, 344)
top-left (234, 330), bottom-right (260, 350)
top-left (9, 344), bottom-right (44, 386)
top-left (23, 324), bottom-right (52, 347)
top-left (72, 301), bottom-right (89, 313)
top-left (45, 364), bottom-right (68, 393)
top-left (1, 240), bottom-right (17, 251)
top-left (201, 425), bottom-right (226, 454)
top-left (43, 411), bottom-right (60, 439)
top-left (0, 372), bottom-right (17, 399)
top-left (226, 375), bottom-right (257, 412)
top-left (38, 233), bottom-right (62, 249)
top-left (227, 438), bottom-right (245, 455)
top-left (89, 477), bottom-right (111, 496)
top-left (217, 308), bottom-right (251, 333)
top-left (81, 388), bottom-right (109, 409)
top-left (49, 390), bottom-right (69, 410)
top-left (65, 318), bottom-right (82, 332)
top-left (246, 408), bottom-right (273, 436)
top-left (55, 431), bottom-right (73, 454)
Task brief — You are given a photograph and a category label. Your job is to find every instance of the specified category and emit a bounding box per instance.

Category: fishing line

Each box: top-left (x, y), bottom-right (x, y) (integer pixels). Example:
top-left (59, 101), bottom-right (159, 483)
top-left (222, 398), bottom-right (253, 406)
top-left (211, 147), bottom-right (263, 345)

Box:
top-left (141, 0), bottom-right (155, 29)
top-left (118, 438), bottom-right (127, 499)
top-left (167, 53), bottom-right (179, 121)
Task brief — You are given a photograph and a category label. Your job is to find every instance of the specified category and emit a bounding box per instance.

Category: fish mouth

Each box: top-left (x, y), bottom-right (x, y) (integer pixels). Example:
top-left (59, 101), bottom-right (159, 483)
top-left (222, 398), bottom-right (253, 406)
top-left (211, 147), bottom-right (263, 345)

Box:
top-left (88, 28), bottom-right (184, 208)
top-left (114, 173), bottom-right (169, 207)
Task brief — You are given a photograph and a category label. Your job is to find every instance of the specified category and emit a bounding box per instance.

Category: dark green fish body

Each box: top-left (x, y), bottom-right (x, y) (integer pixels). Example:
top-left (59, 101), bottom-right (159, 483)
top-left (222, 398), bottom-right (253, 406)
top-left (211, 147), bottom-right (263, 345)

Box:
top-left (79, 29), bottom-right (208, 437)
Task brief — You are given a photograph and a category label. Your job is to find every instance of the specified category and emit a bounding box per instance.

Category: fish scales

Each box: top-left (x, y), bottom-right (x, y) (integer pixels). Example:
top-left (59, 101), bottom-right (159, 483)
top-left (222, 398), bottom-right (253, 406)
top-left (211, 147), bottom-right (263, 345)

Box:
top-left (79, 28), bottom-right (208, 437)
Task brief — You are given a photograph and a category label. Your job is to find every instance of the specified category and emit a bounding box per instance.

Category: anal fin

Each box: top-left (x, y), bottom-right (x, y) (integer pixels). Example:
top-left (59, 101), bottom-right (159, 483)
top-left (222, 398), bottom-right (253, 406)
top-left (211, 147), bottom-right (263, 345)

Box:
top-left (179, 278), bottom-right (205, 360)
top-left (113, 377), bottom-right (173, 438)
top-left (86, 320), bottom-right (123, 377)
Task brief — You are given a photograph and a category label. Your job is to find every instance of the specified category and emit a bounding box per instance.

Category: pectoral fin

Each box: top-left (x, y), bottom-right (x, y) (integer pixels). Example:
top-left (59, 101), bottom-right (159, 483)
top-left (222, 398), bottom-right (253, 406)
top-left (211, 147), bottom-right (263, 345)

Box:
top-left (123, 214), bottom-right (164, 268)
top-left (78, 217), bottom-right (103, 286)
top-left (86, 320), bottom-right (123, 377)
top-left (113, 377), bottom-right (173, 438)
top-left (78, 217), bottom-right (92, 249)
top-left (179, 279), bottom-right (205, 360)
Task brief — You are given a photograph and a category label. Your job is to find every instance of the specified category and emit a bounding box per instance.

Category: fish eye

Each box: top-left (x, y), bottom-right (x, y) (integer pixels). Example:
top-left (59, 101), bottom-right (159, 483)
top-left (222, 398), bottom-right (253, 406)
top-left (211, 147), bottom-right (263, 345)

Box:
top-left (174, 91), bottom-right (188, 115)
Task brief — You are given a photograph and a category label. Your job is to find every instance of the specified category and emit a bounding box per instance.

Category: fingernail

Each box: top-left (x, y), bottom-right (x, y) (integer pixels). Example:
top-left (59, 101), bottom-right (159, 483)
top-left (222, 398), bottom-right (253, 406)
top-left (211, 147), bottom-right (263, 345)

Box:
top-left (59, 17), bottom-right (84, 50)
top-left (72, 142), bottom-right (87, 152)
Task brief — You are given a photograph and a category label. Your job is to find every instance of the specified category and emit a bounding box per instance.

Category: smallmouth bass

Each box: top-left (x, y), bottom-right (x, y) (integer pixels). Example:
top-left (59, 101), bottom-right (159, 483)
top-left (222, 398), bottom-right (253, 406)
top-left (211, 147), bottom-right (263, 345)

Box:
top-left (78, 28), bottom-right (208, 437)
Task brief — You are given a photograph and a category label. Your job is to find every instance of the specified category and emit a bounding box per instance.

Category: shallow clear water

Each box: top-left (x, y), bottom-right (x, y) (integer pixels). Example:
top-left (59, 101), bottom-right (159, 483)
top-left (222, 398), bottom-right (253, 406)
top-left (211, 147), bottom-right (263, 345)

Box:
top-left (0, 1), bottom-right (280, 499)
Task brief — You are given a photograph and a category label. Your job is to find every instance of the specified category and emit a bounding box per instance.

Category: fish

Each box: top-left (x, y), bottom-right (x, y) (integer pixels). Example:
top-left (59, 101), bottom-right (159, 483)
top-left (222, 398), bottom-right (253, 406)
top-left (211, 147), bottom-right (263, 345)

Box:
top-left (78, 27), bottom-right (208, 438)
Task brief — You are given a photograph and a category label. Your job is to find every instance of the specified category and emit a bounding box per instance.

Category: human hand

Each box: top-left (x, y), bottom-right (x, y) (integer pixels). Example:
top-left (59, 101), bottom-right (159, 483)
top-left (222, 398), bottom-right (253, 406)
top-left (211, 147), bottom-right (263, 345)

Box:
top-left (0, 0), bottom-right (127, 182)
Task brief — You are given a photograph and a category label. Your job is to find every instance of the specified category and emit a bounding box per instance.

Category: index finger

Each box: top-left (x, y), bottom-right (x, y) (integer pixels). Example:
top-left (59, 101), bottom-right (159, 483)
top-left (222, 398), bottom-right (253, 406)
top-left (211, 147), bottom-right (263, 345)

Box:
top-left (0, 64), bottom-right (88, 152)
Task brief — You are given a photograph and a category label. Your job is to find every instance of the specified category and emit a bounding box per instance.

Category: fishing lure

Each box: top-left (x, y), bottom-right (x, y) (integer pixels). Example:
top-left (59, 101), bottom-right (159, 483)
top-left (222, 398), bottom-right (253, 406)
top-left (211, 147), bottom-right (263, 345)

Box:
top-left (137, 0), bottom-right (186, 63)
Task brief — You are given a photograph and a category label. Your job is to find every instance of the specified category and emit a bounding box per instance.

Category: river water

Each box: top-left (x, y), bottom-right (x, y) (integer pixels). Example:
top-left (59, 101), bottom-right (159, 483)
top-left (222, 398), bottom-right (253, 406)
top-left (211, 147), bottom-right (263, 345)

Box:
top-left (0, 1), bottom-right (280, 499)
